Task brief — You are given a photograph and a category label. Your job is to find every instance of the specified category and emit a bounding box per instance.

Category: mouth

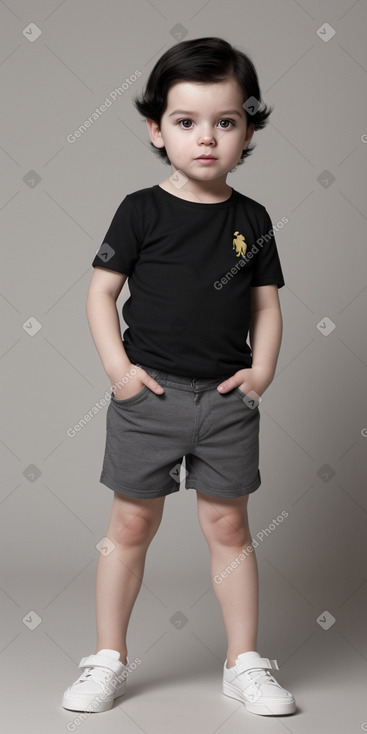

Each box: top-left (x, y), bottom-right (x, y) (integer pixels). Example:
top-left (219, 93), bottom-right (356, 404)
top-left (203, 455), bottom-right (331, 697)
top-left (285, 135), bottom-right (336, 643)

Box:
top-left (195, 155), bottom-right (217, 160)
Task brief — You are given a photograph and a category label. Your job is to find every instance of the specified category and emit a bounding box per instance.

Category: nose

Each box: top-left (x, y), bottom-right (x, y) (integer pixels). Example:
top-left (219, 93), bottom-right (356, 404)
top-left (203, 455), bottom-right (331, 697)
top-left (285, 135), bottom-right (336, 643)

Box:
top-left (197, 125), bottom-right (216, 145)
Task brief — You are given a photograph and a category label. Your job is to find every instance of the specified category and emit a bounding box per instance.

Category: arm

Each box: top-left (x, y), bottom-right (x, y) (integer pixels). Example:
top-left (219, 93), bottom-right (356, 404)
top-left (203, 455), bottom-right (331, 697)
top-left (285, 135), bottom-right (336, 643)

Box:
top-left (217, 284), bottom-right (283, 396)
top-left (86, 267), bottom-right (164, 397)
top-left (86, 267), bottom-right (131, 379)
top-left (248, 284), bottom-right (283, 389)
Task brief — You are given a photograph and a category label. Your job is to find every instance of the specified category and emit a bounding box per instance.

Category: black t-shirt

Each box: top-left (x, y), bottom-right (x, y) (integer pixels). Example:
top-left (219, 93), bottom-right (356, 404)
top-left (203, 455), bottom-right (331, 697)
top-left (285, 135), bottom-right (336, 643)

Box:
top-left (92, 184), bottom-right (285, 378)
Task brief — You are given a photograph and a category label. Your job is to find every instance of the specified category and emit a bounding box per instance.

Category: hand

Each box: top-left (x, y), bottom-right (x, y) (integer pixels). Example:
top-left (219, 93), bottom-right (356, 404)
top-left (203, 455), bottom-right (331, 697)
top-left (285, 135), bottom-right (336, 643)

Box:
top-left (216, 367), bottom-right (273, 399)
top-left (109, 363), bottom-right (165, 400)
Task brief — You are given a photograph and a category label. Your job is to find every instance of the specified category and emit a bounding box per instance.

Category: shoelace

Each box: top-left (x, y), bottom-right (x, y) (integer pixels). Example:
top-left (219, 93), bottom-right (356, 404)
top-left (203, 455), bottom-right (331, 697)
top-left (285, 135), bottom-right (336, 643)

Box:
top-left (241, 667), bottom-right (278, 687)
top-left (77, 666), bottom-right (110, 686)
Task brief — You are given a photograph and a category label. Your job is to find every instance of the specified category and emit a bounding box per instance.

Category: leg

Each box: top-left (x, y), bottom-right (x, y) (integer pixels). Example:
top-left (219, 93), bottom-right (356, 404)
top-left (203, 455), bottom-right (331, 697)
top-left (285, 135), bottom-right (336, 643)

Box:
top-left (196, 492), bottom-right (258, 669)
top-left (95, 491), bottom-right (165, 664)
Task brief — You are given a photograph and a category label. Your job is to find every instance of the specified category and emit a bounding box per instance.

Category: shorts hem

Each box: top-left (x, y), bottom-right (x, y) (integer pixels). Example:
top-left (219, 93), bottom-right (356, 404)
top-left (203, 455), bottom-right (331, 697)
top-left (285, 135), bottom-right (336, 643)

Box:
top-left (99, 472), bottom-right (180, 498)
top-left (186, 475), bottom-right (261, 498)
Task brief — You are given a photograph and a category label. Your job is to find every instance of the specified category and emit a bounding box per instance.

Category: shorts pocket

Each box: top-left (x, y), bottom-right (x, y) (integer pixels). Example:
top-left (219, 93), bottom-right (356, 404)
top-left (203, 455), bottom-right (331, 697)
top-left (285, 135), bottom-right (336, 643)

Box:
top-left (111, 367), bottom-right (161, 406)
top-left (233, 386), bottom-right (260, 410)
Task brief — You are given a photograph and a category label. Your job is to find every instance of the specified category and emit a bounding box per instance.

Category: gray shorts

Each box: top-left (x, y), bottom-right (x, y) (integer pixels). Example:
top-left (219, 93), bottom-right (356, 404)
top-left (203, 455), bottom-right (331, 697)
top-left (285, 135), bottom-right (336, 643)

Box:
top-left (99, 363), bottom-right (261, 500)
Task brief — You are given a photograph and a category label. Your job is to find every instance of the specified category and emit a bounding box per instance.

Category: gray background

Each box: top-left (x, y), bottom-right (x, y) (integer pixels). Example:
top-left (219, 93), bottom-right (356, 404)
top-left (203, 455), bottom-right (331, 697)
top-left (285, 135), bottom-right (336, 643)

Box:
top-left (1, 0), bottom-right (366, 732)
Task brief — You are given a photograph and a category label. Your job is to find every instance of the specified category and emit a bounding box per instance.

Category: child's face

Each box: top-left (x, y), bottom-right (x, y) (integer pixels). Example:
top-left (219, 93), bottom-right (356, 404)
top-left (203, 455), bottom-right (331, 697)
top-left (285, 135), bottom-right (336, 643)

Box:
top-left (146, 78), bottom-right (254, 184)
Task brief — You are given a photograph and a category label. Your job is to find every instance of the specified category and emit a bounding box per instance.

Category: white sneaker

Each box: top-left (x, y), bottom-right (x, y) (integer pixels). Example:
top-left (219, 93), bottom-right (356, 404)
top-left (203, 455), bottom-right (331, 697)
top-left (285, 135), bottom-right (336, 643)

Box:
top-left (62, 649), bottom-right (129, 712)
top-left (223, 651), bottom-right (296, 716)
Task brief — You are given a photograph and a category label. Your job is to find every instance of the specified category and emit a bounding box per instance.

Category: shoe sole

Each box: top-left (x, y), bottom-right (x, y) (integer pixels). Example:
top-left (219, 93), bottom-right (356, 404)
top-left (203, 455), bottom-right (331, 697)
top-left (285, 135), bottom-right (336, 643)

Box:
top-left (62, 683), bottom-right (126, 712)
top-left (223, 681), bottom-right (296, 716)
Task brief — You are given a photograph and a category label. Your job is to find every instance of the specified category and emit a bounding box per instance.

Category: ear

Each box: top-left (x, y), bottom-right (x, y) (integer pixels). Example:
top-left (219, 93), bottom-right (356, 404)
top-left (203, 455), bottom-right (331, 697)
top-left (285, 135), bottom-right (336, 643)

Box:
top-left (145, 118), bottom-right (165, 149)
top-left (243, 122), bottom-right (255, 149)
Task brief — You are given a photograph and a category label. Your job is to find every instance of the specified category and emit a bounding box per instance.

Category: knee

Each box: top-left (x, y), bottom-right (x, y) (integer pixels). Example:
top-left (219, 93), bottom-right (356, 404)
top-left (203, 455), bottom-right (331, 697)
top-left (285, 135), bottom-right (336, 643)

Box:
top-left (112, 513), bottom-right (160, 547)
top-left (202, 513), bottom-right (250, 547)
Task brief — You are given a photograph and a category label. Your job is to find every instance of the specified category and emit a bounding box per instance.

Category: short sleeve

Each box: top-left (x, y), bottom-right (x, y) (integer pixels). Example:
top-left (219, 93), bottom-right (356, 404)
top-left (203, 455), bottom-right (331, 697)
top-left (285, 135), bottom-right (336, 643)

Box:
top-left (251, 208), bottom-right (285, 289)
top-left (92, 195), bottom-right (141, 276)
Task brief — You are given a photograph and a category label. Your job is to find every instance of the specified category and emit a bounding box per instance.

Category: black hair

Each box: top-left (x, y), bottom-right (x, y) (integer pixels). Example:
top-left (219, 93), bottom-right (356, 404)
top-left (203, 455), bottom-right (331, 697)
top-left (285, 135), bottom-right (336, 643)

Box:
top-left (133, 36), bottom-right (272, 167)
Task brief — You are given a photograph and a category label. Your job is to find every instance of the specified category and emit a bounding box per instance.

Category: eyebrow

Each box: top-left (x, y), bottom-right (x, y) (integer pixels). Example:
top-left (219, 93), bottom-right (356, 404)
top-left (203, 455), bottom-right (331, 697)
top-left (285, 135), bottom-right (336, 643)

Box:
top-left (168, 109), bottom-right (243, 118)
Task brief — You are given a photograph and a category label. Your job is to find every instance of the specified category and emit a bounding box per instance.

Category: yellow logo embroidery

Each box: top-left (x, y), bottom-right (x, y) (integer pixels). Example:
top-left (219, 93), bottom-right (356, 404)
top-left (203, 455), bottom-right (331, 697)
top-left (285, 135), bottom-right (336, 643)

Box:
top-left (232, 231), bottom-right (247, 257)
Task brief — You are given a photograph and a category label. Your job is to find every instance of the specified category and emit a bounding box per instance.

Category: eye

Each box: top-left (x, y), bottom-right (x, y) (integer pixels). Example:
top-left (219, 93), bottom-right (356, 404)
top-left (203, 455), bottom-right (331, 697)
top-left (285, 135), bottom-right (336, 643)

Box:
top-left (177, 119), bottom-right (194, 129)
top-left (218, 119), bottom-right (236, 129)
top-left (176, 118), bottom-right (236, 129)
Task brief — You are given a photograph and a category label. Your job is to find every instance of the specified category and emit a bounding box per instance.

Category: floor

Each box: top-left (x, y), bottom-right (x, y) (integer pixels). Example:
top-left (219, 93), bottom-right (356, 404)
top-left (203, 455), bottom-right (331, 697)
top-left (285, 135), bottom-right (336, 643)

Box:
top-left (2, 557), bottom-right (365, 734)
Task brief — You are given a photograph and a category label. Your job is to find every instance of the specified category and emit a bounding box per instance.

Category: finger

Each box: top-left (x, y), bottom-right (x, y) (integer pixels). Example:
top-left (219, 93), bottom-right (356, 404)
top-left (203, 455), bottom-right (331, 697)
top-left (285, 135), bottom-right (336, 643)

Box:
top-left (217, 380), bottom-right (232, 392)
top-left (133, 366), bottom-right (164, 393)
top-left (147, 378), bottom-right (164, 394)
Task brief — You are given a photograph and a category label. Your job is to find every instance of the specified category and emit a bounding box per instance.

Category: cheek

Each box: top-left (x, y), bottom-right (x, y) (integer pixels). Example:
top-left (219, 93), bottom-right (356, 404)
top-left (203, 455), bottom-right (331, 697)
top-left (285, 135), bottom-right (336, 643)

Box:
top-left (164, 129), bottom-right (185, 150)
top-left (169, 133), bottom-right (189, 155)
top-left (227, 131), bottom-right (244, 146)
top-left (225, 134), bottom-right (246, 155)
